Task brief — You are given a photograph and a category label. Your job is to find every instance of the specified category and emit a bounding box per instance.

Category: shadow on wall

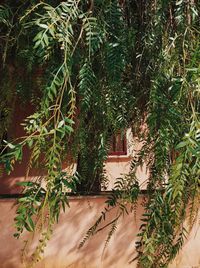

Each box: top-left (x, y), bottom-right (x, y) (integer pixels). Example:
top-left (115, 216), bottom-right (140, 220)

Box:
top-left (38, 198), bottom-right (143, 268)
top-left (0, 197), bottom-right (144, 268)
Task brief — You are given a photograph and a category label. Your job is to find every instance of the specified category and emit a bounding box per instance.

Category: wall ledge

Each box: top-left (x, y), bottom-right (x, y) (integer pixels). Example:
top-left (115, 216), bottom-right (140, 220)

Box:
top-left (0, 190), bottom-right (160, 200)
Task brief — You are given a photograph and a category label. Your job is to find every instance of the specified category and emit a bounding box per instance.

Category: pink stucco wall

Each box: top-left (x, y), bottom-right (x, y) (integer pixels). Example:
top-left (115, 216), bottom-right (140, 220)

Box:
top-left (0, 197), bottom-right (200, 268)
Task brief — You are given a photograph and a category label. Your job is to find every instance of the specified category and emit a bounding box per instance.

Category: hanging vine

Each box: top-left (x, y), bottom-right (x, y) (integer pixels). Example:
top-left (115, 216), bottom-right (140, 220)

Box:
top-left (0, 1), bottom-right (199, 267)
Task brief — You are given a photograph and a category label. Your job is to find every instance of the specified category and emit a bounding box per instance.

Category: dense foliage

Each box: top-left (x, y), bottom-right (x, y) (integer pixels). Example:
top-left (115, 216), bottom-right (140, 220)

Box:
top-left (0, 1), bottom-right (199, 267)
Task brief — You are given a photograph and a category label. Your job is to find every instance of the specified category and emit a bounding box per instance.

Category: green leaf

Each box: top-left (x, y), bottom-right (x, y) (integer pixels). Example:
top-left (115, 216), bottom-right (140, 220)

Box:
top-left (27, 216), bottom-right (35, 231)
top-left (38, 23), bottom-right (48, 29)
top-left (43, 33), bottom-right (49, 46)
top-left (176, 141), bottom-right (187, 149)
top-left (6, 142), bottom-right (15, 149)
top-left (64, 125), bottom-right (73, 133)
top-left (57, 120), bottom-right (64, 128)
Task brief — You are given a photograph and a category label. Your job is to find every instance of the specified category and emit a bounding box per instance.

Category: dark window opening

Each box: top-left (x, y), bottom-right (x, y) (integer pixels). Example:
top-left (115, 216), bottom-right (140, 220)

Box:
top-left (109, 131), bottom-right (127, 156)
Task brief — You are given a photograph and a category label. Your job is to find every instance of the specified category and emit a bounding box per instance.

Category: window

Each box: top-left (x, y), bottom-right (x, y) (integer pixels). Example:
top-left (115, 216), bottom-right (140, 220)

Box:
top-left (109, 131), bottom-right (127, 156)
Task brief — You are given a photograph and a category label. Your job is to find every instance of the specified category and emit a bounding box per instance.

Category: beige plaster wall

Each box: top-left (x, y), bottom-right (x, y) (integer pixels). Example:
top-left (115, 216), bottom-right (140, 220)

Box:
top-left (0, 197), bottom-right (199, 268)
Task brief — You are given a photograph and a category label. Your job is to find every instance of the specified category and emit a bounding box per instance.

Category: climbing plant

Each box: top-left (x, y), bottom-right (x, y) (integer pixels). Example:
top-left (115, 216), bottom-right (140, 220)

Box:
top-left (0, 1), bottom-right (199, 267)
